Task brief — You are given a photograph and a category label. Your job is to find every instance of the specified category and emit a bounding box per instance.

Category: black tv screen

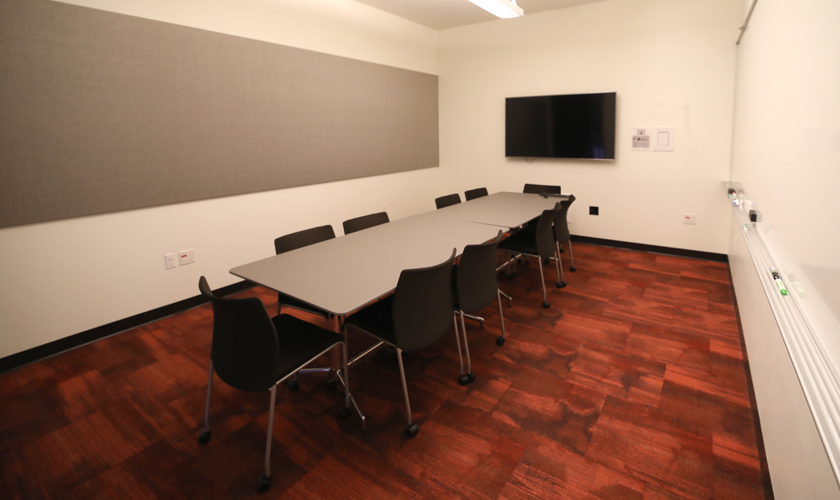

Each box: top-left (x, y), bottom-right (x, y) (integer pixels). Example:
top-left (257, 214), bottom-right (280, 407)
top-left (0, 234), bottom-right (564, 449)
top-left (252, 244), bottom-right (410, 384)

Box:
top-left (506, 92), bottom-right (616, 160)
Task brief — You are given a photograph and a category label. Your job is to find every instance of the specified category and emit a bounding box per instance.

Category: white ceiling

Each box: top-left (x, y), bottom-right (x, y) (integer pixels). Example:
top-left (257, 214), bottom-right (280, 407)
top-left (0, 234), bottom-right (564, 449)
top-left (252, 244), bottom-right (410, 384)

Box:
top-left (354, 0), bottom-right (610, 30)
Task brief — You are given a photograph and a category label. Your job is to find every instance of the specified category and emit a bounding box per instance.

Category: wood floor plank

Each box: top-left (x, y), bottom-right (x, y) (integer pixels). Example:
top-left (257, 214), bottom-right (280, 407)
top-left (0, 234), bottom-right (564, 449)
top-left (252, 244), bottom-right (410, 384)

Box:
top-left (566, 346), bottom-right (666, 408)
top-left (500, 434), bottom-right (645, 500)
top-left (585, 396), bottom-right (714, 500)
top-left (491, 368), bottom-right (605, 455)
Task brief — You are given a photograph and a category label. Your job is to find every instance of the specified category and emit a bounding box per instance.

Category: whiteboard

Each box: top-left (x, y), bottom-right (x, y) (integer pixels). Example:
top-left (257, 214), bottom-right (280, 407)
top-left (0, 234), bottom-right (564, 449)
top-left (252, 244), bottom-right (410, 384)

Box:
top-left (730, 0), bottom-right (840, 342)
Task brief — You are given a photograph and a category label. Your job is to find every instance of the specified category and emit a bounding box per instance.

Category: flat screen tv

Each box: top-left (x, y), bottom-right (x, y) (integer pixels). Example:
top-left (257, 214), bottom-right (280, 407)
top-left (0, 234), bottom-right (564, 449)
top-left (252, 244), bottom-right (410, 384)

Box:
top-left (506, 92), bottom-right (616, 160)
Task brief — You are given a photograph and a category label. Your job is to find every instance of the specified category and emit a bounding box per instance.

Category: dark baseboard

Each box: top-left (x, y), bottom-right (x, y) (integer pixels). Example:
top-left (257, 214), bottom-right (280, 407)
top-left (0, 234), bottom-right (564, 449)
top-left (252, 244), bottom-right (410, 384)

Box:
top-left (0, 280), bottom-right (254, 375)
top-left (570, 235), bottom-right (728, 263)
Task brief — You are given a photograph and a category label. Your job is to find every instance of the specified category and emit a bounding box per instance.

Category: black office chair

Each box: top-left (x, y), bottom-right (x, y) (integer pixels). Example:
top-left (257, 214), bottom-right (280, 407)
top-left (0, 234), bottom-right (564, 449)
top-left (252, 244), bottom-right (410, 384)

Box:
top-left (497, 206), bottom-right (562, 308)
top-left (555, 194), bottom-right (577, 272)
top-left (454, 232), bottom-right (512, 356)
top-left (197, 277), bottom-right (351, 493)
top-left (523, 183), bottom-right (561, 195)
top-left (344, 250), bottom-right (458, 438)
top-left (464, 187), bottom-right (488, 201)
top-left (274, 225), bottom-right (335, 319)
top-left (435, 193), bottom-right (461, 209)
top-left (343, 212), bottom-right (389, 235)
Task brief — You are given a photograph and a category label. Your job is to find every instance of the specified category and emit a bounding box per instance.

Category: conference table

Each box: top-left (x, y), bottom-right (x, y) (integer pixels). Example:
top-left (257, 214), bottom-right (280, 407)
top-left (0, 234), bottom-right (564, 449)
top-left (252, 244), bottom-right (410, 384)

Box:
top-left (230, 192), bottom-right (567, 317)
top-left (229, 191), bottom-right (568, 426)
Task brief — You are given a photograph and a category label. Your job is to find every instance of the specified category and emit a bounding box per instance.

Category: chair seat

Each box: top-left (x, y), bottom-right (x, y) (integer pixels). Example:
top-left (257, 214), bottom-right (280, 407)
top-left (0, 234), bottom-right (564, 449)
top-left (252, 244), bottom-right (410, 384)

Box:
top-left (278, 292), bottom-right (329, 318)
top-left (497, 230), bottom-right (540, 257)
top-left (271, 314), bottom-right (343, 380)
top-left (344, 296), bottom-right (398, 346)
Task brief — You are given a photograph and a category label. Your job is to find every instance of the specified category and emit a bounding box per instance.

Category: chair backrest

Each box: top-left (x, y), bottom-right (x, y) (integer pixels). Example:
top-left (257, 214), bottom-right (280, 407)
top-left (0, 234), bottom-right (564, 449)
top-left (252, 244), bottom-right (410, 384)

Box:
top-left (523, 183), bottom-right (561, 195)
top-left (274, 224), bottom-right (335, 255)
top-left (464, 187), bottom-right (488, 201)
top-left (199, 277), bottom-right (279, 392)
top-left (535, 207), bottom-right (561, 259)
top-left (435, 193), bottom-right (461, 209)
top-left (455, 231), bottom-right (503, 314)
top-left (392, 249), bottom-right (457, 352)
top-left (343, 212), bottom-right (390, 235)
top-left (554, 195), bottom-right (576, 243)
top-left (559, 193), bottom-right (576, 211)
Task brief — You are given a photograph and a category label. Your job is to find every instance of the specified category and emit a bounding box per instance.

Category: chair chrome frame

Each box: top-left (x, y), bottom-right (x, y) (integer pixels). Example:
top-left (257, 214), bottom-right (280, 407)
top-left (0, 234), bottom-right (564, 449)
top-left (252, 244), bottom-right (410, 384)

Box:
top-left (498, 206), bottom-right (563, 308)
top-left (200, 341), bottom-right (350, 492)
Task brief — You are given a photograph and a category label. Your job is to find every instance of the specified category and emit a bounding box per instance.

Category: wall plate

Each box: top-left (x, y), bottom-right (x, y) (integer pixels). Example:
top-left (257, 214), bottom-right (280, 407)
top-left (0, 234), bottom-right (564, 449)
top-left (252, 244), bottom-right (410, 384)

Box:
top-left (653, 127), bottom-right (675, 151)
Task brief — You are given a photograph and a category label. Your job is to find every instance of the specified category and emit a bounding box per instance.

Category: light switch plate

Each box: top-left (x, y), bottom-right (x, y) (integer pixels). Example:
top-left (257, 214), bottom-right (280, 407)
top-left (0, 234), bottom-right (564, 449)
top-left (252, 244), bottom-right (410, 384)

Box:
top-left (165, 253), bottom-right (177, 270)
top-left (684, 213), bottom-right (696, 225)
top-left (653, 127), bottom-right (675, 151)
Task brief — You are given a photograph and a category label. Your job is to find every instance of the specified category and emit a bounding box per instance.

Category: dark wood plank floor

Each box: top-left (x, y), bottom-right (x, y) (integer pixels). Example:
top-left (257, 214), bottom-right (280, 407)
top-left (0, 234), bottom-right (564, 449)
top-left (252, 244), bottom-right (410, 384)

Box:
top-left (0, 243), bottom-right (770, 499)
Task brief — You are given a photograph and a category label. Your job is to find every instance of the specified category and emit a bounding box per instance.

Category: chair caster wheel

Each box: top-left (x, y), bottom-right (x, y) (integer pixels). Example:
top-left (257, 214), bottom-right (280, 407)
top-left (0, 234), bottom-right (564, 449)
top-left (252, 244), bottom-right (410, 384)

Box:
top-left (468, 372), bottom-right (476, 383)
top-left (479, 322), bottom-right (485, 330)
top-left (339, 407), bottom-right (351, 420)
top-left (517, 258), bottom-right (524, 265)
top-left (556, 281), bottom-right (566, 289)
top-left (459, 374), bottom-right (470, 386)
top-left (258, 475), bottom-right (271, 493)
top-left (560, 247), bottom-right (565, 253)
top-left (198, 430), bottom-right (211, 445)
top-left (288, 380), bottom-right (299, 391)
top-left (326, 379), bottom-right (337, 390)
top-left (570, 266), bottom-right (576, 272)
top-left (506, 272), bottom-right (518, 280)
top-left (543, 258), bottom-right (549, 264)
top-left (542, 301), bottom-right (550, 309)
top-left (406, 424), bottom-right (419, 438)
top-left (496, 337), bottom-right (505, 346)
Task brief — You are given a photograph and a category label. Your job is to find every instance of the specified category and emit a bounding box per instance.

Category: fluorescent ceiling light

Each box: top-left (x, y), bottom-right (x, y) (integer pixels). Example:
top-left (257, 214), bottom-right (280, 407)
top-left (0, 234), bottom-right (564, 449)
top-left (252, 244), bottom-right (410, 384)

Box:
top-left (468, 0), bottom-right (524, 19)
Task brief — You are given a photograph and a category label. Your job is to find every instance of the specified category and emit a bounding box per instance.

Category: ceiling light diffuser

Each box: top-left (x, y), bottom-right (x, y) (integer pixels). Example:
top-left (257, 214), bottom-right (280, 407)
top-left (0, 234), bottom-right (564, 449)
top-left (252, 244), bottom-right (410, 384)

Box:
top-left (468, 0), bottom-right (524, 19)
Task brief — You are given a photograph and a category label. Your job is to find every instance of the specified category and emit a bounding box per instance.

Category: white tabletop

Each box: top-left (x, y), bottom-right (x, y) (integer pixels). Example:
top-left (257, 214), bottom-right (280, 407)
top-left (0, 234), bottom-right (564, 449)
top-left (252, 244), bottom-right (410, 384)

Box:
top-left (230, 191), bottom-right (567, 316)
top-left (436, 191), bottom-right (568, 228)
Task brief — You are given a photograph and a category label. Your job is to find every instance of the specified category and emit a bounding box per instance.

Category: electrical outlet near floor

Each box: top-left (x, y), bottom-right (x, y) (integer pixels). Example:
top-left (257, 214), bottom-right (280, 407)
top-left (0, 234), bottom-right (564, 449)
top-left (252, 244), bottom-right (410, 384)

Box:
top-left (589, 206), bottom-right (599, 216)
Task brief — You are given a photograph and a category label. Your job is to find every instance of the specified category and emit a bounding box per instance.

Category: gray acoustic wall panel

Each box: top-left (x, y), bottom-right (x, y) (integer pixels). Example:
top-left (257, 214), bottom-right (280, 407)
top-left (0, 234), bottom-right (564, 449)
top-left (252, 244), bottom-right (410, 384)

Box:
top-left (0, 0), bottom-right (439, 228)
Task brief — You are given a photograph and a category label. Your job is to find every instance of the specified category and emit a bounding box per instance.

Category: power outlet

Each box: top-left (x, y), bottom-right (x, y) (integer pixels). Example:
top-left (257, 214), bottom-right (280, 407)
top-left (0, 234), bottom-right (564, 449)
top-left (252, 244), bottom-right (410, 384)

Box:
top-left (683, 213), bottom-right (696, 225)
top-left (164, 253), bottom-right (177, 270)
top-left (589, 206), bottom-right (599, 216)
top-left (179, 249), bottom-right (195, 265)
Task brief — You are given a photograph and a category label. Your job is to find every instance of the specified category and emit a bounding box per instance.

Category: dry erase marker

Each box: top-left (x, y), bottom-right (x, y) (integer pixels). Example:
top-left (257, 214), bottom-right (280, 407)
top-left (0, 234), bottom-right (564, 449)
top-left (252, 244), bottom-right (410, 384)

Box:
top-left (770, 266), bottom-right (787, 296)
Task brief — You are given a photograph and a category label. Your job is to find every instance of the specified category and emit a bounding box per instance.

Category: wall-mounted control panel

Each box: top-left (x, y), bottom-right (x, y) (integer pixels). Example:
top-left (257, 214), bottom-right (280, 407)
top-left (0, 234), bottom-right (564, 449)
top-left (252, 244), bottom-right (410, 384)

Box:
top-left (164, 249), bottom-right (196, 269)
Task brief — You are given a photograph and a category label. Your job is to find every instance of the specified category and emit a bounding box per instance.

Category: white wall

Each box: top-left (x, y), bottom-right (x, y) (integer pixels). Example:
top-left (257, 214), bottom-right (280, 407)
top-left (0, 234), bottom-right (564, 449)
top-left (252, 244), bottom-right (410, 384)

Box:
top-left (1, 0), bottom-right (747, 360)
top-left (0, 0), bottom-right (440, 359)
top-left (437, 0), bottom-right (741, 254)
